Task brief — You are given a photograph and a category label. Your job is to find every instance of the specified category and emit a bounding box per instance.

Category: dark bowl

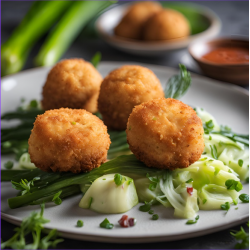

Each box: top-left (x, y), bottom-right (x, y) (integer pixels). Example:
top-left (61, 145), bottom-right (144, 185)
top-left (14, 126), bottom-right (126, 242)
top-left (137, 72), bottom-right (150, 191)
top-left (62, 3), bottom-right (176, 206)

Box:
top-left (189, 38), bottom-right (249, 85)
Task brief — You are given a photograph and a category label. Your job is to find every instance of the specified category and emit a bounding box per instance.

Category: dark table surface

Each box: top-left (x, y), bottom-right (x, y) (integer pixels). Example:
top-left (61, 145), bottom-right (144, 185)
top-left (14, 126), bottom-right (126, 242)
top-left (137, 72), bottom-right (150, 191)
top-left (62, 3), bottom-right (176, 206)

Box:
top-left (1, 1), bottom-right (249, 249)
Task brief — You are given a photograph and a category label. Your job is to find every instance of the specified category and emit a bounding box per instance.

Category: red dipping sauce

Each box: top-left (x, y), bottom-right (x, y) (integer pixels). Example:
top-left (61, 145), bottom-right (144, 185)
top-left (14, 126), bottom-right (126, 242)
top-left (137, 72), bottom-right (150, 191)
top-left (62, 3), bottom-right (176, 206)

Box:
top-left (202, 47), bottom-right (249, 64)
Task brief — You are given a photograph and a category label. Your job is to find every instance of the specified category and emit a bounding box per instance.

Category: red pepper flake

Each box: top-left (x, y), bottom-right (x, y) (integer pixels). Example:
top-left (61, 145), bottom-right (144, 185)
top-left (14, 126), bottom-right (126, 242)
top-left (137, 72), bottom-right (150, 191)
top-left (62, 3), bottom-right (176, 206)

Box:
top-left (118, 215), bottom-right (136, 228)
top-left (187, 187), bottom-right (193, 196)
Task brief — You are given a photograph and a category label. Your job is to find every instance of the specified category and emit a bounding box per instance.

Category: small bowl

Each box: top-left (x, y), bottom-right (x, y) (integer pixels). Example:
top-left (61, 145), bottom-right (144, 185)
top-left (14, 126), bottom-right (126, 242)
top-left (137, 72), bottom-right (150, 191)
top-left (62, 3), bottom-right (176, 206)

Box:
top-left (189, 38), bottom-right (249, 85)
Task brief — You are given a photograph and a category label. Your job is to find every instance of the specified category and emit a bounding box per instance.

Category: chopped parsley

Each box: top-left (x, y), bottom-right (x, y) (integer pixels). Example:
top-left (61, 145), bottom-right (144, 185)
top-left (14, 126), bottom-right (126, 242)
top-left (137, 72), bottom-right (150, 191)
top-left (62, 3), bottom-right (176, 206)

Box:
top-left (225, 179), bottom-right (243, 192)
top-left (210, 145), bottom-right (218, 160)
top-left (239, 194), bottom-right (249, 203)
top-left (100, 218), bottom-right (114, 229)
top-left (52, 190), bottom-right (62, 205)
top-left (186, 215), bottom-right (199, 225)
top-left (221, 202), bottom-right (230, 211)
top-left (238, 159), bottom-right (243, 167)
top-left (4, 160), bottom-right (14, 169)
top-left (77, 220), bottom-right (84, 227)
top-left (152, 214), bottom-right (159, 220)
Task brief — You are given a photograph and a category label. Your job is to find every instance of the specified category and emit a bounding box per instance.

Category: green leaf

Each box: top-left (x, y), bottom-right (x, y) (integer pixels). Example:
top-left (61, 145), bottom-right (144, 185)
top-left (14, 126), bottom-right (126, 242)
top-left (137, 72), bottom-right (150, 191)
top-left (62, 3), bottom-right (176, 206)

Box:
top-left (225, 179), bottom-right (243, 192)
top-left (139, 201), bottom-right (152, 212)
top-left (52, 190), bottom-right (62, 205)
top-left (186, 215), bottom-right (199, 225)
top-left (238, 159), bottom-right (244, 167)
top-left (77, 220), bottom-right (84, 227)
top-left (100, 218), bottom-right (114, 229)
top-left (231, 226), bottom-right (249, 249)
top-left (164, 64), bottom-right (191, 99)
top-left (221, 201), bottom-right (230, 211)
top-left (91, 51), bottom-right (101, 68)
top-left (4, 161), bottom-right (14, 170)
top-left (239, 194), bottom-right (249, 203)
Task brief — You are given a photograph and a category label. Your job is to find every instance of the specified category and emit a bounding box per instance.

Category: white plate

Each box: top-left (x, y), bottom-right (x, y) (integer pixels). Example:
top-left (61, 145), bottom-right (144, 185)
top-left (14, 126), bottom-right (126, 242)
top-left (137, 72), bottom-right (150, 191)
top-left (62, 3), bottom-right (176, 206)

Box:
top-left (1, 62), bottom-right (249, 243)
top-left (96, 3), bottom-right (221, 56)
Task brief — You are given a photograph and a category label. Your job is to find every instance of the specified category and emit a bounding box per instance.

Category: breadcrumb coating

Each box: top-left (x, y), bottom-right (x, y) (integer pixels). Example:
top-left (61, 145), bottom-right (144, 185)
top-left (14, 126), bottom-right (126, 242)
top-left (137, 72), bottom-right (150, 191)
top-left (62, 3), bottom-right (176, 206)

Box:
top-left (143, 9), bottom-right (190, 41)
top-left (42, 59), bottom-right (103, 113)
top-left (126, 98), bottom-right (204, 170)
top-left (114, 1), bottom-right (162, 40)
top-left (98, 65), bottom-right (164, 130)
top-left (28, 108), bottom-right (111, 173)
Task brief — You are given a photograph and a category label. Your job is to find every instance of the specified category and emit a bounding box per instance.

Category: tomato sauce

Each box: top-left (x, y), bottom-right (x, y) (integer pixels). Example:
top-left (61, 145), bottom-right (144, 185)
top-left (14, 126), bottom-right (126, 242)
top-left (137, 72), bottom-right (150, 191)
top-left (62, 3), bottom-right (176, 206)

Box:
top-left (201, 47), bottom-right (249, 64)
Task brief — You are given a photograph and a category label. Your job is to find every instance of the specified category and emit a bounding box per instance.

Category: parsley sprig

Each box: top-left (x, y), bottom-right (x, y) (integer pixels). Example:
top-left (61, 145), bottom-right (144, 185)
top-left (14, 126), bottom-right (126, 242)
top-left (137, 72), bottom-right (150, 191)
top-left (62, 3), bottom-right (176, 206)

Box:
top-left (11, 177), bottom-right (40, 195)
top-left (1, 204), bottom-right (63, 249)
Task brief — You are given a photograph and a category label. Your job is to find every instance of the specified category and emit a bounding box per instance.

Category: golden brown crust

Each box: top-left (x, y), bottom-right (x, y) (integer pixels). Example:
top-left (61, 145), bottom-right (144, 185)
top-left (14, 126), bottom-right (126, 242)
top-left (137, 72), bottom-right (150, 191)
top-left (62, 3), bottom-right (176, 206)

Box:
top-left (143, 9), bottom-right (190, 41)
top-left (114, 2), bottom-right (162, 40)
top-left (126, 98), bottom-right (204, 170)
top-left (41, 59), bottom-right (103, 113)
top-left (28, 108), bottom-right (111, 173)
top-left (98, 65), bottom-right (164, 130)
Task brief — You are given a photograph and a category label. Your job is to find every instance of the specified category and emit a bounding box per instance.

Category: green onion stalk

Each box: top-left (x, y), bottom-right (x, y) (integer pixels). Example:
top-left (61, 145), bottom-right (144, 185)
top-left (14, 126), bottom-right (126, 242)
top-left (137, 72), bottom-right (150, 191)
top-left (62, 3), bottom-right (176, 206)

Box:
top-left (1, 1), bottom-right (72, 76)
top-left (7, 155), bottom-right (163, 209)
top-left (35, 1), bottom-right (114, 67)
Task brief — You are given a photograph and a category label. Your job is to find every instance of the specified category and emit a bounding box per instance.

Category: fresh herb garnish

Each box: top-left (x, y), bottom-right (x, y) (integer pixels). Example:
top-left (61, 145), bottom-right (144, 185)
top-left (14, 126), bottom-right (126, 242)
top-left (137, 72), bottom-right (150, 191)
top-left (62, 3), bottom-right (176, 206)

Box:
top-left (225, 179), bottom-right (243, 192)
top-left (1, 203), bottom-right (63, 249)
top-left (210, 145), bottom-right (218, 160)
top-left (164, 64), bottom-right (191, 100)
top-left (11, 177), bottom-right (40, 196)
top-left (100, 218), bottom-right (114, 229)
top-left (239, 194), bottom-right (249, 203)
top-left (52, 190), bottom-right (62, 205)
top-left (186, 178), bottom-right (193, 183)
top-left (152, 214), bottom-right (159, 220)
top-left (146, 173), bottom-right (159, 191)
top-left (148, 210), bottom-right (154, 215)
top-left (4, 160), bottom-right (14, 169)
top-left (231, 225), bottom-right (249, 249)
top-left (91, 51), bottom-right (101, 68)
top-left (139, 201), bottom-right (152, 212)
top-left (238, 159), bottom-right (243, 167)
top-left (221, 202), bottom-right (230, 211)
top-left (186, 215), bottom-right (199, 225)
top-left (77, 220), bottom-right (84, 227)
top-left (204, 120), bottom-right (214, 134)
top-left (114, 174), bottom-right (126, 186)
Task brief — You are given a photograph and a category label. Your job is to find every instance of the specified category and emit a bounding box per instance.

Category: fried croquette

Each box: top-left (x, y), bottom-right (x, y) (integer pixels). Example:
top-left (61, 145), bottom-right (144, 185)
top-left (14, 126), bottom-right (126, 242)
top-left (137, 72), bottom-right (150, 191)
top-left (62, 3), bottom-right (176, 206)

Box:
top-left (98, 65), bottom-right (164, 131)
top-left (114, 2), bottom-right (162, 40)
top-left (28, 108), bottom-right (111, 173)
top-left (126, 98), bottom-right (204, 170)
top-left (143, 9), bottom-right (190, 41)
top-left (42, 59), bottom-right (103, 113)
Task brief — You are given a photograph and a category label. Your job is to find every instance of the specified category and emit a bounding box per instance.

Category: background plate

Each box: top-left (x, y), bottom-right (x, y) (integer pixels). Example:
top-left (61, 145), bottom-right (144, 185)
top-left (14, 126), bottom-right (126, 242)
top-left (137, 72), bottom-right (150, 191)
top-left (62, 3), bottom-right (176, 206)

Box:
top-left (96, 2), bottom-right (221, 56)
top-left (1, 62), bottom-right (249, 243)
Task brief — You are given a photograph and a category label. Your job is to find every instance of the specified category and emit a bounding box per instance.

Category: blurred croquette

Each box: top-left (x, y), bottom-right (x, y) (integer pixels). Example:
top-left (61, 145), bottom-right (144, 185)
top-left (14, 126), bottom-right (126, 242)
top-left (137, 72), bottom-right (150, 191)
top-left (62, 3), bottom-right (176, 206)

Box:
top-left (143, 9), bottom-right (190, 41)
top-left (41, 59), bottom-right (103, 113)
top-left (98, 65), bottom-right (164, 131)
top-left (126, 98), bottom-right (204, 170)
top-left (114, 1), bottom-right (162, 40)
top-left (28, 108), bottom-right (111, 173)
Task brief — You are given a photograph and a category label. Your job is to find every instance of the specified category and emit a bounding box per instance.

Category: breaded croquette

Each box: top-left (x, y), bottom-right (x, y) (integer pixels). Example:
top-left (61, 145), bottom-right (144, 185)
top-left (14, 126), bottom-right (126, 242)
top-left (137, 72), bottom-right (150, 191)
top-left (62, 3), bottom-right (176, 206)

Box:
top-left (42, 59), bottom-right (103, 113)
top-left (143, 9), bottom-right (190, 41)
top-left (28, 108), bottom-right (111, 173)
top-left (126, 98), bottom-right (204, 170)
top-left (114, 2), bottom-right (162, 40)
top-left (98, 65), bottom-right (164, 131)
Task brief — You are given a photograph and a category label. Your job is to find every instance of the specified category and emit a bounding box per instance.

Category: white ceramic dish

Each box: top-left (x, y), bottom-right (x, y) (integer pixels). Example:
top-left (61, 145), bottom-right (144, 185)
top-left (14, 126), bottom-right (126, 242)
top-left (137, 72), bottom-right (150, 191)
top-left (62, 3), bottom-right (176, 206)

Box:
top-left (96, 3), bottom-right (221, 56)
top-left (1, 62), bottom-right (249, 243)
